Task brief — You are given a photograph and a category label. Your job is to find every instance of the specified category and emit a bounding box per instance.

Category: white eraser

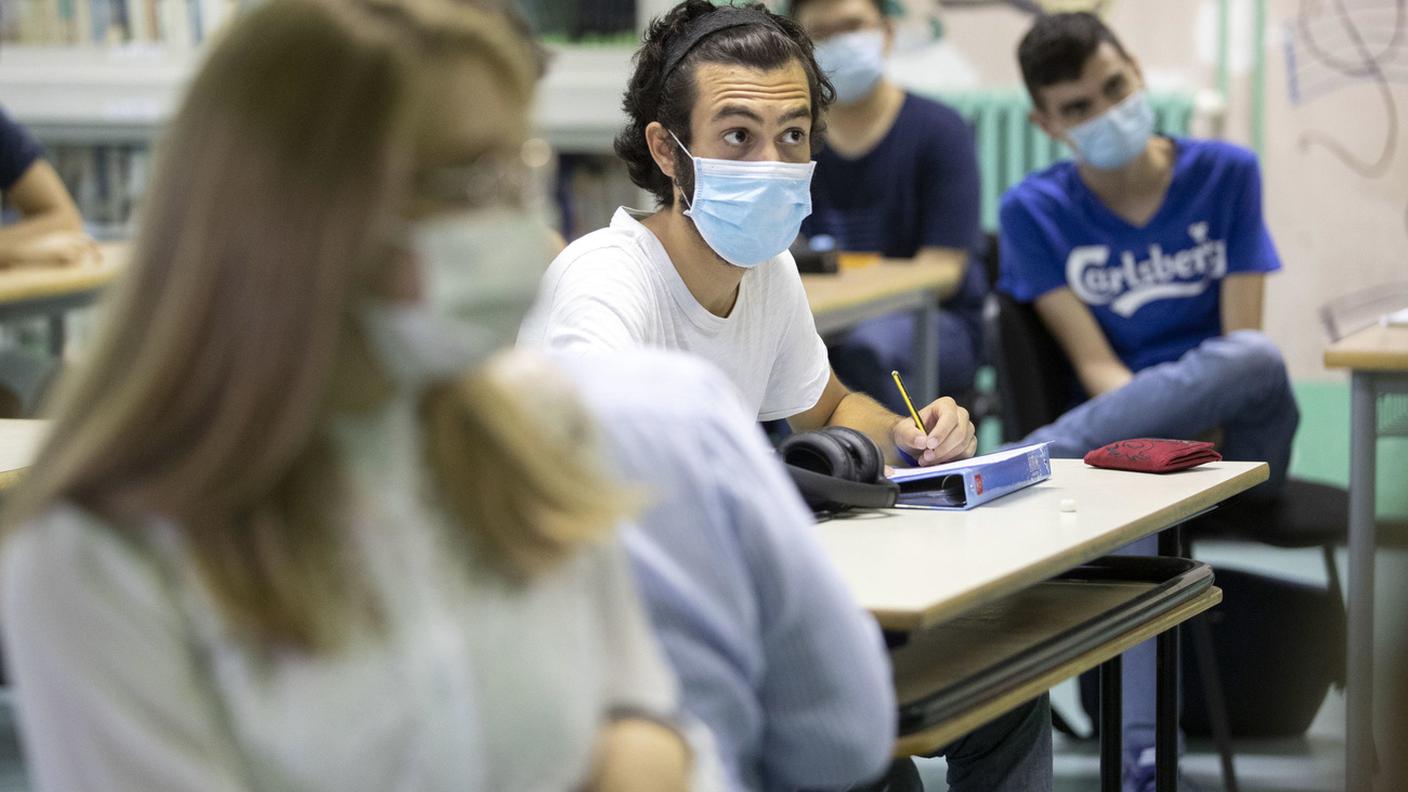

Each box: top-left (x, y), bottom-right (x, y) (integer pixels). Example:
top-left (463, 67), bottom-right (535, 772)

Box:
top-left (1060, 498), bottom-right (1077, 513)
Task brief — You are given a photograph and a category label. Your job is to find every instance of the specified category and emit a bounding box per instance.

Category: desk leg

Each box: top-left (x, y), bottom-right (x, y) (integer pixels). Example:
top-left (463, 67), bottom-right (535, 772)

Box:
top-left (47, 314), bottom-right (66, 358)
top-left (1157, 524), bottom-right (1183, 558)
top-left (1347, 371), bottom-right (1377, 792)
top-left (1100, 655), bottom-right (1123, 792)
top-left (1190, 616), bottom-right (1240, 792)
top-left (1156, 525), bottom-right (1182, 792)
top-left (914, 301), bottom-right (938, 401)
top-left (1156, 620), bottom-right (1180, 791)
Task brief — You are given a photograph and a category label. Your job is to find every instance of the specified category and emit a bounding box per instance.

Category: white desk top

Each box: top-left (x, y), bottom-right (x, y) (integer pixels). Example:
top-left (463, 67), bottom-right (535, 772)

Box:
top-left (802, 259), bottom-right (961, 320)
top-left (0, 419), bottom-right (49, 491)
top-left (1323, 323), bottom-right (1408, 372)
top-left (816, 459), bottom-right (1268, 630)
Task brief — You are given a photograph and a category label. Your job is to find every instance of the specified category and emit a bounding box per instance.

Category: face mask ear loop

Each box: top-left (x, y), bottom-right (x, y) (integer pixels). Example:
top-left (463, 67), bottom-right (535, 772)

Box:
top-left (667, 129), bottom-right (696, 212)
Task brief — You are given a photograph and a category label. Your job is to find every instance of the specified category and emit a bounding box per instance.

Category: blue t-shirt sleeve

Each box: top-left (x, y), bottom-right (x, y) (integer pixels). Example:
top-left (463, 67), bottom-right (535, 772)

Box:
top-left (1224, 152), bottom-right (1281, 275)
top-left (997, 189), bottom-right (1067, 302)
top-left (0, 106), bottom-right (43, 193)
top-left (918, 109), bottom-right (981, 251)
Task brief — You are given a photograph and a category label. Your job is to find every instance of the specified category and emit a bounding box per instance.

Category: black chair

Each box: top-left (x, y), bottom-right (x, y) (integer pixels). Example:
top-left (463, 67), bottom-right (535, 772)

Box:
top-left (983, 242), bottom-right (1349, 791)
top-left (984, 264), bottom-right (1349, 599)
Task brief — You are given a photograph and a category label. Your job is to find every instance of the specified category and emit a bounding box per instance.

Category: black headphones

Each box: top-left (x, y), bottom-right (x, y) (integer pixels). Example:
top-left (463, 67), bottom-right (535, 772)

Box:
top-left (778, 427), bottom-right (899, 513)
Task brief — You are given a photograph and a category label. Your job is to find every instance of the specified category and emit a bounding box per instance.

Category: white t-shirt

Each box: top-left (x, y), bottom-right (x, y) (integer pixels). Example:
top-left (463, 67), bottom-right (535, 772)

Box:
top-left (518, 207), bottom-right (830, 422)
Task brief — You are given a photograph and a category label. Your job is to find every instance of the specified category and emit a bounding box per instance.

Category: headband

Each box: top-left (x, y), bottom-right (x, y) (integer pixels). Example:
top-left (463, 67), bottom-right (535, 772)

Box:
top-left (659, 6), bottom-right (786, 83)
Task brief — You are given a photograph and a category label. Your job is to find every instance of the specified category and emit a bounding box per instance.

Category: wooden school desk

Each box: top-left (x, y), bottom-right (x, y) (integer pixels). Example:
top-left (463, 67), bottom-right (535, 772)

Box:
top-left (0, 419), bottom-right (49, 492)
top-left (802, 259), bottom-right (962, 402)
top-left (1324, 322), bottom-right (1408, 792)
top-left (816, 459), bottom-right (1268, 791)
top-left (0, 243), bottom-right (127, 355)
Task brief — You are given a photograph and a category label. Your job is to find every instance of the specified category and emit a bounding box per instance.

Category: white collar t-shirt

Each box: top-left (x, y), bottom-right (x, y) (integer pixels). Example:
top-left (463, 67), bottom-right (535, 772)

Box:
top-left (518, 207), bottom-right (830, 422)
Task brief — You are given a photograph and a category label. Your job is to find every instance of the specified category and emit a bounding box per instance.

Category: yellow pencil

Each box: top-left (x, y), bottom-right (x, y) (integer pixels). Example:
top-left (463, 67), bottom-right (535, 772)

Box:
top-left (890, 370), bottom-right (926, 433)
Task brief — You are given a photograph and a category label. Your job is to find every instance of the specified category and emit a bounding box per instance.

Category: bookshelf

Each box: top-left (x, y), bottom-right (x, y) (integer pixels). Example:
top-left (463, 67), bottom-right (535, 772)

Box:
top-left (0, 45), bottom-right (634, 149)
top-left (0, 43), bottom-right (639, 236)
top-left (0, 46), bottom-right (186, 144)
top-left (0, 0), bottom-right (251, 48)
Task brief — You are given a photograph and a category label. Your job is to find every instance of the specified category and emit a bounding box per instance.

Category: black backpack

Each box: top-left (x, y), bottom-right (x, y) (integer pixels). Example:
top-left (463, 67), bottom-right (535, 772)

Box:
top-left (1079, 565), bottom-right (1345, 737)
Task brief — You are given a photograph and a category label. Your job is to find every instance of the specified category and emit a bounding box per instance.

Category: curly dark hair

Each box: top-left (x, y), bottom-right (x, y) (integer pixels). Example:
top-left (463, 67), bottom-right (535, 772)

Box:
top-left (614, 0), bottom-right (834, 208)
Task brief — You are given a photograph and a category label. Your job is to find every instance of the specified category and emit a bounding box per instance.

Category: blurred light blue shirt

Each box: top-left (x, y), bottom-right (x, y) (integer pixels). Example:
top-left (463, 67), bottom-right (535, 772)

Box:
top-left (556, 350), bottom-right (896, 792)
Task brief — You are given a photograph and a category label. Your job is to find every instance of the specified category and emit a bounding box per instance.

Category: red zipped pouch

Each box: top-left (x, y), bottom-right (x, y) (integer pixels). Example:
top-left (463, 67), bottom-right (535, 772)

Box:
top-left (1083, 438), bottom-right (1222, 473)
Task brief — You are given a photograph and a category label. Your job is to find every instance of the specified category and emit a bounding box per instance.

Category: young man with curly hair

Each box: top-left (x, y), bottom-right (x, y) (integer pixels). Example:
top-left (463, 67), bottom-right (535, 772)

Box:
top-left (519, 0), bottom-right (976, 470)
top-left (520, 3), bottom-right (1052, 790)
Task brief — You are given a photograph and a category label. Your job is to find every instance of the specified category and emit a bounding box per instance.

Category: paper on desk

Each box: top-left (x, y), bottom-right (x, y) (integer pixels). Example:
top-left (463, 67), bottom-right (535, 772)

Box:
top-left (1384, 308), bottom-right (1408, 327)
top-left (888, 442), bottom-right (1050, 482)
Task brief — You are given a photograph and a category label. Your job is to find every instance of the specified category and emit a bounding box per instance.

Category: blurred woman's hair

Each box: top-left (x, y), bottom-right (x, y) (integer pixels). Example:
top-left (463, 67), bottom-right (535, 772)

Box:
top-left (6, 0), bottom-right (627, 652)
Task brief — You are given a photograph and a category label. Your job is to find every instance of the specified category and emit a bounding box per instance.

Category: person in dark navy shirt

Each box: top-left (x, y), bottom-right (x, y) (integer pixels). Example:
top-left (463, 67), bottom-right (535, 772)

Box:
top-left (787, 8), bottom-right (1052, 792)
top-left (0, 107), bottom-right (43, 193)
top-left (0, 105), bottom-right (89, 267)
top-left (790, 0), bottom-right (988, 415)
top-left (999, 14), bottom-right (1298, 792)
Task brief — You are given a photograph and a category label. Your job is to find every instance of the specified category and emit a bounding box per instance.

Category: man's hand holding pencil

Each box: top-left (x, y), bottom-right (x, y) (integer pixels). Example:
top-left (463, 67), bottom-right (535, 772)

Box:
top-left (889, 370), bottom-right (978, 466)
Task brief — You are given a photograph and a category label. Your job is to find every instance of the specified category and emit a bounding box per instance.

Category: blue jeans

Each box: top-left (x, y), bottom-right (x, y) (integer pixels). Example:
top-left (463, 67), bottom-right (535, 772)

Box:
top-left (854, 694), bottom-right (1052, 792)
top-left (829, 307), bottom-right (982, 411)
top-left (1022, 330), bottom-right (1300, 777)
top-left (1022, 330), bottom-right (1299, 496)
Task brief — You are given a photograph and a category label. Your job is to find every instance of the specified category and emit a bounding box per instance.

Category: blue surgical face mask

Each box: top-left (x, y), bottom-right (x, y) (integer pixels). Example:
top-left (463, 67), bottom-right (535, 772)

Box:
top-left (814, 29), bottom-right (886, 105)
top-left (1065, 89), bottom-right (1156, 171)
top-left (670, 131), bottom-right (816, 269)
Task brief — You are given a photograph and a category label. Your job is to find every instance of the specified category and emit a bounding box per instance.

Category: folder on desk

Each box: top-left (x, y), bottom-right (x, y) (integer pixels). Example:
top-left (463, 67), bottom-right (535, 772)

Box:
top-left (887, 442), bottom-right (1052, 510)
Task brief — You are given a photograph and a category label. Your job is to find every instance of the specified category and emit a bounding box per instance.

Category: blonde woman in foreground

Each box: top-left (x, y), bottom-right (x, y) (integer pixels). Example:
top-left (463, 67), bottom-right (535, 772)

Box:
top-left (0, 0), bottom-right (708, 789)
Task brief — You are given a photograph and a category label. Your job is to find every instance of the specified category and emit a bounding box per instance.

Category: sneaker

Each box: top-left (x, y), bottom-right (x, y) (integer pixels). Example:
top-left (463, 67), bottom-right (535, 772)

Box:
top-left (1124, 748), bottom-right (1202, 792)
top-left (1126, 759), bottom-right (1156, 792)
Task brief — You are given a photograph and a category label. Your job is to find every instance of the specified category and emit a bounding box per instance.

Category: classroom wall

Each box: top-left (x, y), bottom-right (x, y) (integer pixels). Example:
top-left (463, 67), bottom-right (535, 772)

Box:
top-left (1255, 0), bottom-right (1408, 517)
top-left (1258, 0), bottom-right (1408, 381)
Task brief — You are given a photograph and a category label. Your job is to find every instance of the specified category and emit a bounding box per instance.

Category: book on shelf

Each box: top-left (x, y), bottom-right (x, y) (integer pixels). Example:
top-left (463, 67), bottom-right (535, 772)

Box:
top-left (49, 143), bottom-right (145, 236)
top-left (2, 0), bottom-right (251, 45)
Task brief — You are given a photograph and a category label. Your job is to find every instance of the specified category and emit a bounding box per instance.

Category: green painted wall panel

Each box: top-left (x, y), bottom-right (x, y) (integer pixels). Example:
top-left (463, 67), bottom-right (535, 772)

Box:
top-left (928, 90), bottom-right (1195, 232)
top-left (1290, 381), bottom-right (1408, 521)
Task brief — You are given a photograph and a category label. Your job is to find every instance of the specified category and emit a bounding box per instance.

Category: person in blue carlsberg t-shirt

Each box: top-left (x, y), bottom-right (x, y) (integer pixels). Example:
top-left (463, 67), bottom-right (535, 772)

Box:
top-left (998, 12), bottom-right (1299, 792)
top-left (788, 0), bottom-right (989, 412)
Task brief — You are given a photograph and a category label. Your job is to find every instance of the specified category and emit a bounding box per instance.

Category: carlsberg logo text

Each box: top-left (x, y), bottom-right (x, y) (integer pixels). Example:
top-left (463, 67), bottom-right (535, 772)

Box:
top-left (1066, 222), bottom-right (1227, 317)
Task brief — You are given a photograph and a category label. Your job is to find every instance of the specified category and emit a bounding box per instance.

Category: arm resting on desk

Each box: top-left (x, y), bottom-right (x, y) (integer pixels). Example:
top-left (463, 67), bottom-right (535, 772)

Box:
top-left (0, 161), bottom-right (91, 267)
